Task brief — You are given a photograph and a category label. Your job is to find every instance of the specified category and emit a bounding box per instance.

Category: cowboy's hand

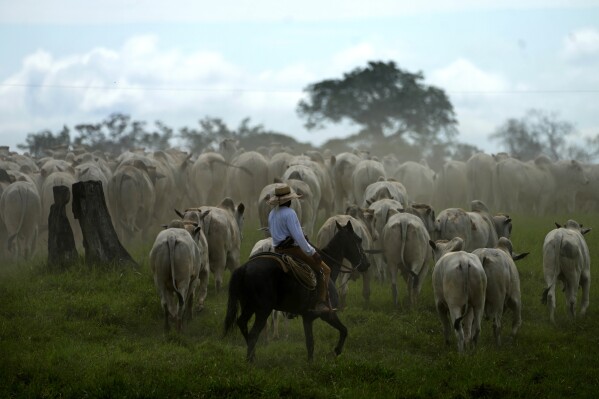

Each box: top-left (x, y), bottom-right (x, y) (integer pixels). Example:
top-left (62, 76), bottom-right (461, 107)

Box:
top-left (312, 251), bottom-right (322, 264)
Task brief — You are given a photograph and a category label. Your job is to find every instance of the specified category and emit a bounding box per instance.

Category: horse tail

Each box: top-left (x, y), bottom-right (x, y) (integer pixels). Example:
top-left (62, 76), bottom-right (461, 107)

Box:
top-left (224, 265), bottom-right (245, 336)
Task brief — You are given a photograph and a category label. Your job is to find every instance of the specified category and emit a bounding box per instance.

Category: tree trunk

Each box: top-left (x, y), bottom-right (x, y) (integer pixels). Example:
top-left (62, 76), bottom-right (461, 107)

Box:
top-left (72, 180), bottom-right (137, 267)
top-left (47, 185), bottom-right (78, 269)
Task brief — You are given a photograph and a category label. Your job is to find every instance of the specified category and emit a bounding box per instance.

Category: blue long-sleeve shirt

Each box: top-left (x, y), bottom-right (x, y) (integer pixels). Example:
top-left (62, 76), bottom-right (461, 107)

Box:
top-left (268, 206), bottom-right (315, 255)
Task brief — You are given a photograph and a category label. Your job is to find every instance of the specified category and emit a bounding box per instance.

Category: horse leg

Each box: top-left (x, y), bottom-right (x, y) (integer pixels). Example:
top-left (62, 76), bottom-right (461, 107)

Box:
top-left (320, 313), bottom-right (348, 357)
top-left (301, 315), bottom-right (316, 362)
top-left (236, 306), bottom-right (253, 343)
top-left (246, 309), bottom-right (270, 363)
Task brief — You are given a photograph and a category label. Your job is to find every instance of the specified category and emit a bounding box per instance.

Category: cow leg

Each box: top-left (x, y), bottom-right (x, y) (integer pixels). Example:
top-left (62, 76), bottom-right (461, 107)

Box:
top-left (436, 302), bottom-right (452, 347)
top-left (361, 270), bottom-right (371, 304)
top-left (211, 256), bottom-right (226, 294)
top-left (246, 309), bottom-right (270, 363)
top-left (163, 303), bottom-right (170, 332)
top-left (564, 281), bottom-right (578, 319)
top-left (507, 297), bottom-right (522, 338)
top-left (196, 268), bottom-right (209, 312)
top-left (448, 306), bottom-right (466, 352)
top-left (470, 307), bottom-right (484, 350)
top-left (580, 273), bottom-right (591, 317)
top-left (390, 266), bottom-right (399, 306)
top-left (492, 313), bottom-right (502, 347)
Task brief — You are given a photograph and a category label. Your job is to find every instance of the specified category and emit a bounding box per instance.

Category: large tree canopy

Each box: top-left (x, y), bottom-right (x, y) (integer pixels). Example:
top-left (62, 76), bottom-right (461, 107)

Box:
top-left (297, 60), bottom-right (458, 143)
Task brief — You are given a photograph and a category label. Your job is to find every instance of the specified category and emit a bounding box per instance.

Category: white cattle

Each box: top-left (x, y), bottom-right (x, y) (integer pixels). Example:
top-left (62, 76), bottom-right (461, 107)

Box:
top-left (404, 203), bottom-right (436, 238)
top-left (466, 153), bottom-right (496, 209)
top-left (542, 220), bottom-right (591, 324)
top-left (227, 151), bottom-right (269, 221)
top-left (332, 152), bottom-right (361, 213)
top-left (433, 160), bottom-right (468, 210)
top-left (382, 212), bottom-right (432, 307)
top-left (108, 161), bottom-right (156, 244)
top-left (362, 178), bottom-right (409, 209)
top-left (368, 199), bottom-right (404, 243)
top-left (268, 151), bottom-right (294, 183)
top-left (180, 197), bottom-right (245, 294)
top-left (392, 161), bottom-right (436, 204)
top-left (352, 159), bottom-right (386, 208)
top-left (431, 247), bottom-right (487, 352)
top-left (0, 181), bottom-right (41, 260)
top-left (317, 215), bottom-right (375, 307)
top-left (435, 200), bottom-right (505, 251)
top-left (289, 154), bottom-right (335, 219)
top-left (150, 226), bottom-right (208, 331)
top-left (473, 237), bottom-right (528, 345)
top-left (189, 152), bottom-right (229, 206)
top-left (496, 156), bottom-right (589, 214)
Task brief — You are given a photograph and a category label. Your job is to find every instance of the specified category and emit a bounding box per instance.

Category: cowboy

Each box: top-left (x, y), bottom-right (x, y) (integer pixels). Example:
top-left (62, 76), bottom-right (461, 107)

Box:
top-left (268, 184), bottom-right (333, 314)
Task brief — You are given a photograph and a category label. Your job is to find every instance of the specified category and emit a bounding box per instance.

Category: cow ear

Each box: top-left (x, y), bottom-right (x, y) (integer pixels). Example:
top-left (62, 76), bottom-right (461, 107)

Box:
top-left (505, 218), bottom-right (512, 224)
top-left (429, 240), bottom-right (437, 250)
top-left (175, 209), bottom-right (184, 218)
top-left (555, 222), bottom-right (562, 229)
top-left (161, 224), bottom-right (168, 230)
top-left (237, 203), bottom-right (245, 216)
top-left (582, 227), bottom-right (592, 235)
top-left (512, 252), bottom-right (530, 261)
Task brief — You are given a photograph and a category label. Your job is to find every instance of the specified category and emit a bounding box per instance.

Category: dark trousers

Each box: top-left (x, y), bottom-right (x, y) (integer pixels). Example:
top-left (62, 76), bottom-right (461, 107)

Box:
top-left (275, 246), bottom-right (331, 303)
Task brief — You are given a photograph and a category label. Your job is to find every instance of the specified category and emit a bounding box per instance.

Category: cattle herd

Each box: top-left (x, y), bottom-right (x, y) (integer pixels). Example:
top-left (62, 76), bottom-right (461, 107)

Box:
top-left (0, 141), bottom-right (594, 351)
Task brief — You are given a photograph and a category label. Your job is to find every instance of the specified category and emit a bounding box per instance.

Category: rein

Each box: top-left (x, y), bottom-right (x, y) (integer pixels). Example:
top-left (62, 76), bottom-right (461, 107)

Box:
top-left (316, 236), bottom-right (366, 275)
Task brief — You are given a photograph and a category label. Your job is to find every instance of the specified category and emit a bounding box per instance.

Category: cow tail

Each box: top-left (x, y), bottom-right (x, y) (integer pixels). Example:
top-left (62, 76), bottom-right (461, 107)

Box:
top-left (224, 265), bottom-right (245, 337)
top-left (542, 234), bottom-right (562, 304)
top-left (7, 185), bottom-right (28, 251)
top-left (399, 219), bottom-right (407, 269)
top-left (167, 235), bottom-right (184, 307)
top-left (454, 260), bottom-right (471, 331)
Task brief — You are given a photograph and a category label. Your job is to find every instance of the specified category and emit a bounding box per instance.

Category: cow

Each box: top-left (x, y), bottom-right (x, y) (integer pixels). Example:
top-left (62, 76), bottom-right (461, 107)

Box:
top-left (189, 152), bottom-right (229, 207)
top-left (227, 151), bottom-right (269, 221)
top-left (382, 212), bottom-right (432, 308)
top-left (433, 160), bottom-right (468, 210)
top-left (362, 178), bottom-right (409, 209)
top-left (178, 197), bottom-right (245, 294)
top-left (435, 200), bottom-right (506, 252)
top-left (466, 153), bottom-right (496, 209)
top-left (473, 237), bottom-right (528, 345)
top-left (0, 181), bottom-right (41, 260)
top-left (392, 161), bottom-right (436, 205)
top-left (431, 246), bottom-right (487, 352)
top-left (332, 152), bottom-right (362, 213)
top-left (541, 220), bottom-right (591, 324)
top-left (352, 159), bottom-right (386, 208)
top-left (149, 225), bottom-right (208, 332)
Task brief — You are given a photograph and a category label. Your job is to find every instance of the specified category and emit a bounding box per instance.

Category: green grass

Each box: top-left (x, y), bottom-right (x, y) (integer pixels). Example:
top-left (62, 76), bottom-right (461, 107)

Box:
top-left (2, 214), bottom-right (599, 398)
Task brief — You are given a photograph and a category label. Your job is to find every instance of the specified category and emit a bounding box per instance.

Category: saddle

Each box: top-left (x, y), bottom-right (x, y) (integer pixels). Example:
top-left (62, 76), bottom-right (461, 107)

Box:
top-left (249, 251), bottom-right (317, 290)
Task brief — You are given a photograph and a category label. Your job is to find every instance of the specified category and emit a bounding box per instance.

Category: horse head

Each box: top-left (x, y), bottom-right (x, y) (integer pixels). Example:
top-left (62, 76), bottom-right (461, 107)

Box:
top-left (334, 220), bottom-right (370, 273)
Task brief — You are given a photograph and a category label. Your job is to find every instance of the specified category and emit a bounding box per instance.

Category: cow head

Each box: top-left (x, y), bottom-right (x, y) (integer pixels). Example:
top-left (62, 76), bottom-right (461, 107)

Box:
top-left (429, 237), bottom-right (464, 262)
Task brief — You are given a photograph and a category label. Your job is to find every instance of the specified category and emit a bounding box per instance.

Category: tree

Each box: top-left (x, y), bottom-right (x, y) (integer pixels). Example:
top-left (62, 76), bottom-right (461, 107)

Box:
top-left (297, 60), bottom-right (458, 143)
top-left (17, 125), bottom-right (71, 157)
top-left (490, 109), bottom-right (578, 161)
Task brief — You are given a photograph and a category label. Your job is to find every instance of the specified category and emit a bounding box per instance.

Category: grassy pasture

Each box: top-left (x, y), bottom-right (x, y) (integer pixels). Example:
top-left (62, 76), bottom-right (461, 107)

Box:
top-left (2, 213), bottom-right (599, 398)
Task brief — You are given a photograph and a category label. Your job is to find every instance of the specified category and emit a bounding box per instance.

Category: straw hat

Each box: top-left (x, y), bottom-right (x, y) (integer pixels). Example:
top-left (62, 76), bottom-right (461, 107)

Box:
top-left (267, 184), bottom-right (301, 206)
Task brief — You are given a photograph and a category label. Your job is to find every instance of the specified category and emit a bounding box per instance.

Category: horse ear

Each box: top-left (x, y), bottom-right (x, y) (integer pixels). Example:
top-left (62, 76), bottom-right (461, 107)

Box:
top-left (335, 220), bottom-right (342, 230)
top-left (345, 221), bottom-right (354, 232)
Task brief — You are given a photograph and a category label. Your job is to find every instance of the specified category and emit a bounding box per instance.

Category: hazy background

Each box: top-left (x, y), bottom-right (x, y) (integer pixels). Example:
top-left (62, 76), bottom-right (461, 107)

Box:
top-left (1, 0), bottom-right (598, 153)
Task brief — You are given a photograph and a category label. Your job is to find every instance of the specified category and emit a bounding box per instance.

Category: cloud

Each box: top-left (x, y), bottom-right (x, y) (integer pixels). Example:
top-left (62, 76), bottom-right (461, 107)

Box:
top-left (561, 28), bottom-right (599, 62)
top-left (2, 0), bottom-right (596, 24)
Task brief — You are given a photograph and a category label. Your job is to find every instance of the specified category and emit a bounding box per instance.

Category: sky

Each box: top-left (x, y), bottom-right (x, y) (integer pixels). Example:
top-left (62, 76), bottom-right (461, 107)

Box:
top-left (1, 0), bottom-right (598, 154)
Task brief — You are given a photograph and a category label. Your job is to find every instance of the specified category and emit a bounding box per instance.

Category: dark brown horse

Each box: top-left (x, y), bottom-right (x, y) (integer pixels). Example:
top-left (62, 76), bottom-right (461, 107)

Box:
top-left (224, 221), bottom-right (370, 362)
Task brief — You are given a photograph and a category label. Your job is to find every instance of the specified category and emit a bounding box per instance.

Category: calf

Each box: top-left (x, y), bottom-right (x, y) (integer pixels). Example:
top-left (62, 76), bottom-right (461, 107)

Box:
top-left (431, 248), bottom-right (487, 352)
top-left (382, 212), bottom-right (431, 307)
top-left (473, 238), bottom-right (528, 345)
top-left (542, 220), bottom-right (591, 323)
top-left (150, 226), bottom-right (208, 331)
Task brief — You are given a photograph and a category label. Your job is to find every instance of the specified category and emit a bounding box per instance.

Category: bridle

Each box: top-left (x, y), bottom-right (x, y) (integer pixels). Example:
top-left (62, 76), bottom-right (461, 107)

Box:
top-left (316, 234), bottom-right (368, 274)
